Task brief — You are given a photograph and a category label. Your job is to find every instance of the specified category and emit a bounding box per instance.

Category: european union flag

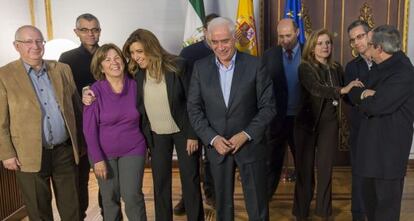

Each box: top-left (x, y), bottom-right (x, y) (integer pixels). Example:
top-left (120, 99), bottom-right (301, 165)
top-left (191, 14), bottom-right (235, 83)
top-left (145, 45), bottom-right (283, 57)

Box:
top-left (284, 0), bottom-right (306, 44)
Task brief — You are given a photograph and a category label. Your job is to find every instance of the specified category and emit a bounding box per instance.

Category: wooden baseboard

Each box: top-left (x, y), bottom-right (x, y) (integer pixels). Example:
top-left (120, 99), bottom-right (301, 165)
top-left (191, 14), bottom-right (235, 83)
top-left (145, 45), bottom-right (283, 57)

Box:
top-left (3, 206), bottom-right (26, 221)
top-left (409, 159), bottom-right (414, 169)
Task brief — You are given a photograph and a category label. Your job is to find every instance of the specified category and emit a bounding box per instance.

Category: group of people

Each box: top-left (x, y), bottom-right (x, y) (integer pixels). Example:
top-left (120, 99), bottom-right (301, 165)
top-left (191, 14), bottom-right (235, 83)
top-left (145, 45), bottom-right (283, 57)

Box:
top-left (0, 11), bottom-right (413, 221)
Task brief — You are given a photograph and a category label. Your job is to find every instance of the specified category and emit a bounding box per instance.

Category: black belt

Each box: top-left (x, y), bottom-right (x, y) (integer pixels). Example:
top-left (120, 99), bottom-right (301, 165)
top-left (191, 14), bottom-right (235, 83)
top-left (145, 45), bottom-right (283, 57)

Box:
top-left (44, 139), bottom-right (72, 149)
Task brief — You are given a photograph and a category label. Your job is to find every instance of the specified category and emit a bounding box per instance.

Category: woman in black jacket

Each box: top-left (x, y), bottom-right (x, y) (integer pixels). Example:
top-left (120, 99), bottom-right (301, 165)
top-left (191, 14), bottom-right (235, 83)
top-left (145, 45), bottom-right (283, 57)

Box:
top-left (122, 29), bottom-right (204, 221)
top-left (292, 29), bottom-right (363, 220)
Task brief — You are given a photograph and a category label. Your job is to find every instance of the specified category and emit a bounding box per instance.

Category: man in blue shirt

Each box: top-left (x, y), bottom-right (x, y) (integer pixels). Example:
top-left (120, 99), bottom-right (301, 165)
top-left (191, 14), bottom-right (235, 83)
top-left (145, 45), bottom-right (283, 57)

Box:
top-left (187, 17), bottom-right (275, 221)
top-left (262, 18), bottom-right (302, 201)
top-left (0, 25), bottom-right (83, 221)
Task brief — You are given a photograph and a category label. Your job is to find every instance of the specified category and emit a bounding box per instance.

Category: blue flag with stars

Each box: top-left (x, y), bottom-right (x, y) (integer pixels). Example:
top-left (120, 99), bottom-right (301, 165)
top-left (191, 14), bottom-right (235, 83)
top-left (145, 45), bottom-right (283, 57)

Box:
top-left (284, 0), bottom-right (306, 44)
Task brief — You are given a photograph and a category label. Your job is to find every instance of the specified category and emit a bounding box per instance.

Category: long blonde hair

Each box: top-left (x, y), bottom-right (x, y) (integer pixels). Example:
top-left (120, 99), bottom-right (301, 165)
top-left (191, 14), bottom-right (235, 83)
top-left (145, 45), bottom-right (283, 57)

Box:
top-left (122, 29), bottom-right (179, 82)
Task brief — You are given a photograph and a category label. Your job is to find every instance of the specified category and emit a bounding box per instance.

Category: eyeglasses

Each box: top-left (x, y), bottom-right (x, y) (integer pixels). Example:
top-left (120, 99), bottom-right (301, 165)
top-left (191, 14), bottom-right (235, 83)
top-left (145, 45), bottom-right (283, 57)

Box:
top-left (349, 33), bottom-right (367, 46)
top-left (77, 28), bottom-right (101, 34)
top-left (15, 39), bottom-right (46, 46)
top-left (367, 41), bottom-right (376, 48)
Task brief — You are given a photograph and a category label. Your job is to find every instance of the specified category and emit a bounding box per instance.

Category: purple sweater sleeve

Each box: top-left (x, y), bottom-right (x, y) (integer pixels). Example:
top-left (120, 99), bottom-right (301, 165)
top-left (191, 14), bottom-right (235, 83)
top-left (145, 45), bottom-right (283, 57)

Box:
top-left (83, 89), bottom-right (105, 164)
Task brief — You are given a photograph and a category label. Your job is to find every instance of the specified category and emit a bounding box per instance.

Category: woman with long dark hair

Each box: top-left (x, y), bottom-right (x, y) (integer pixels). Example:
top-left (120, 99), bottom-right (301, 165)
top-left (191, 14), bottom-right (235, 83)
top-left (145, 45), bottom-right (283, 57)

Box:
top-left (122, 29), bottom-right (204, 221)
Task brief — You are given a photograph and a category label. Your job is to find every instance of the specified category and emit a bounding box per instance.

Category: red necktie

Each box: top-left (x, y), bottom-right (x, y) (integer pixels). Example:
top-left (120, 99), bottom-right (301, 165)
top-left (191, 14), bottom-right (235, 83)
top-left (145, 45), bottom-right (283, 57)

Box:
top-left (286, 49), bottom-right (293, 60)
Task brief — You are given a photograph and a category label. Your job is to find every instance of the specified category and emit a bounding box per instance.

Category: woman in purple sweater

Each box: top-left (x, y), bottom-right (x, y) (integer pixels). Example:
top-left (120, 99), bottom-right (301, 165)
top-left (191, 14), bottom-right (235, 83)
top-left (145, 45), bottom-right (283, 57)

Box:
top-left (83, 43), bottom-right (147, 221)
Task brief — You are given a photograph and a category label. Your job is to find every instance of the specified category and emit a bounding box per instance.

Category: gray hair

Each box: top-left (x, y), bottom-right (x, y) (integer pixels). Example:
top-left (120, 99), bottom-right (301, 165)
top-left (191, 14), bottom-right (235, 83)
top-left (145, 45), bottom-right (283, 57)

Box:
top-left (347, 20), bottom-right (371, 34)
top-left (76, 13), bottom-right (100, 28)
top-left (207, 17), bottom-right (236, 37)
top-left (15, 25), bottom-right (43, 40)
top-left (371, 25), bottom-right (401, 54)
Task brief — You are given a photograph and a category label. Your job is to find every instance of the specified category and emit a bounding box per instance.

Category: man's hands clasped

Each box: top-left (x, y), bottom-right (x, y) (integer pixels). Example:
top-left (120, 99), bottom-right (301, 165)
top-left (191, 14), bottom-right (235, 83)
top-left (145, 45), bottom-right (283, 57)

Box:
top-left (212, 132), bottom-right (249, 155)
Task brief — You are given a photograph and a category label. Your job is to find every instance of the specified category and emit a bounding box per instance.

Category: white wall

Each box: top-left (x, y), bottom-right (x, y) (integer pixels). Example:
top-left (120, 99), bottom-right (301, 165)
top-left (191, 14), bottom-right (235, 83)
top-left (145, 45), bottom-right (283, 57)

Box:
top-left (0, 0), bottom-right (32, 66)
top-left (408, 1), bottom-right (414, 159)
top-left (0, 0), bottom-right (261, 66)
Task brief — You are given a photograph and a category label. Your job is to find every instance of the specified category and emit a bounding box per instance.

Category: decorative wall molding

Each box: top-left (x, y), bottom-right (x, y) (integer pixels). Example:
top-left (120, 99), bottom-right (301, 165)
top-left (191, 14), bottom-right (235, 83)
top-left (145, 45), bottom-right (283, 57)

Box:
top-left (44, 0), bottom-right (53, 40)
top-left (403, 0), bottom-right (410, 52)
top-left (359, 2), bottom-right (375, 28)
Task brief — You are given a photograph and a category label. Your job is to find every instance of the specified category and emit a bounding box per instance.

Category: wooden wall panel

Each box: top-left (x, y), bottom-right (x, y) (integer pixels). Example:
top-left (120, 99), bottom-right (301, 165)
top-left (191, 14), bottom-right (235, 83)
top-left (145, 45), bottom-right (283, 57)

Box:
top-left (263, 0), bottom-right (410, 165)
top-left (0, 166), bottom-right (24, 220)
top-left (265, 0), bottom-right (409, 60)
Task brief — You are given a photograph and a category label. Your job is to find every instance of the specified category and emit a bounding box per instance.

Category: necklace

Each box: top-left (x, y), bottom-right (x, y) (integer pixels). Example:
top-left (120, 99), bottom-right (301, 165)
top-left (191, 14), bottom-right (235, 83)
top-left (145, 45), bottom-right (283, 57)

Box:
top-left (326, 67), bottom-right (339, 106)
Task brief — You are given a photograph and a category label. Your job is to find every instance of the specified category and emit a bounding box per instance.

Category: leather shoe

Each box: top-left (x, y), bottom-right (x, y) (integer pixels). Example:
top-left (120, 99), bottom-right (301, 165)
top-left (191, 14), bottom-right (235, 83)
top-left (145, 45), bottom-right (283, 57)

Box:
top-left (173, 198), bottom-right (186, 216)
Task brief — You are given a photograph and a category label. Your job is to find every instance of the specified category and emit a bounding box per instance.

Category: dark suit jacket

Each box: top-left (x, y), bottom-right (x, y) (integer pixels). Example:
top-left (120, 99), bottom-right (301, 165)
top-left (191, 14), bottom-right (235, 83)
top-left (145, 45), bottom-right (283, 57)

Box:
top-left (348, 51), bottom-right (414, 179)
top-left (344, 56), bottom-right (370, 150)
top-left (135, 58), bottom-right (197, 149)
top-left (187, 52), bottom-right (276, 164)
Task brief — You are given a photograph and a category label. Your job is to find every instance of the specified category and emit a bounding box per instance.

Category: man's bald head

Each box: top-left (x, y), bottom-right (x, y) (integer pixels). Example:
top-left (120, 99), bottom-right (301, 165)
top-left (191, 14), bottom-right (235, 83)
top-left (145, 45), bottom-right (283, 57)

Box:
top-left (15, 25), bottom-right (44, 41)
top-left (277, 18), bottom-right (299, 50)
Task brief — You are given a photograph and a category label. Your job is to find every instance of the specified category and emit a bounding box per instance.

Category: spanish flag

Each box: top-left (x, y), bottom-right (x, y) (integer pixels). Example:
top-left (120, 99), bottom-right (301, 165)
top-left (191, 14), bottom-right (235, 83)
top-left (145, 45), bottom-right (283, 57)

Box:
top-left (235, 0), bottom-right (258, 56)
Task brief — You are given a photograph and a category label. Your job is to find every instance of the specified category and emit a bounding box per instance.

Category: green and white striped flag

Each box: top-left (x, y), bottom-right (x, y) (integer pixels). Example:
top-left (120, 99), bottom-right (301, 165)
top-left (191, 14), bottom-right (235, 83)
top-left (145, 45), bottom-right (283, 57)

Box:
top-left (183, 0), bottom-right (205, 47)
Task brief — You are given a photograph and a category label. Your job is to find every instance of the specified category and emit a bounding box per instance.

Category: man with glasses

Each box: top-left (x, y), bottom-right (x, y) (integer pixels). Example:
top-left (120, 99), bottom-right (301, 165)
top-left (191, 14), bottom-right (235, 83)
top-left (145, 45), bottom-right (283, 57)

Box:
top-left (59, 13), bottom-right (101, 219)
top-left (0, 25), bottom-right (83, 221)
top-left (345, 19), bottom-right (372, 221)
top-left (349, 25), bottom-right (414, 221)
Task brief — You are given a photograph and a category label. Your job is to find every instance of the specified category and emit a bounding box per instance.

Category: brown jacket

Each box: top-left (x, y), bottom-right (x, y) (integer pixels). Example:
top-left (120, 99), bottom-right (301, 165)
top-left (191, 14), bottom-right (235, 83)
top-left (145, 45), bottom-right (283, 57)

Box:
top-left (296, 61), bottom-right (344, 131)
top-left (0, 60), bottom-right (83, 172)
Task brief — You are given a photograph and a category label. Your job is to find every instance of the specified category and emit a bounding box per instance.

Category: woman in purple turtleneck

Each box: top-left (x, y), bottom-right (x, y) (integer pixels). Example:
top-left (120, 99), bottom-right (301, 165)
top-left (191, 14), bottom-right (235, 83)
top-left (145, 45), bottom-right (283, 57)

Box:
top-left (83, 43), bottom-right (147, 221)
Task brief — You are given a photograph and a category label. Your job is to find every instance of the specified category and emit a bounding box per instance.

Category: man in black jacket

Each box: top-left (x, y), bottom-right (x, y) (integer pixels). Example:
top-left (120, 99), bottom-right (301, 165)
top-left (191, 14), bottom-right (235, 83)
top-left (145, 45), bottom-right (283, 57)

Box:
top-left (345, 20), bottom-right (372, 221)
top-left (349, 25), bottom-right (414, 221)
top-left (59, 13), bottom-right (101, 219)
top-left (262, 18), bottom-right (302, 201)
top-left (174, 13), bottom-right (219, 215)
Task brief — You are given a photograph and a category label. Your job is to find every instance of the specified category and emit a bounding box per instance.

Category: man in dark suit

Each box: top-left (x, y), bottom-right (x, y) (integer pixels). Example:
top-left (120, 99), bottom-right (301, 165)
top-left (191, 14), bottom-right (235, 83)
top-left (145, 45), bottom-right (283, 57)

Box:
top-left (262, 18), bottom-right (302, 200)
top-left (174, 13), bottom-right (219, 215)
top-left (349, 25), bottom-right (414, 221)
top-left (187, 17), bottom-right (276, 221)
top-left (59, 13), bottom-right (101, 219)
top-left (345, 20), bottom-right (372, 221)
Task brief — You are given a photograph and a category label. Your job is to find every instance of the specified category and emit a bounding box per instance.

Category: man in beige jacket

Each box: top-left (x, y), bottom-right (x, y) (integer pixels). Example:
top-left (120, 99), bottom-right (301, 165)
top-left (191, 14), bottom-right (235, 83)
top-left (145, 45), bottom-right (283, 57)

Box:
top-left (0, 25), bottom-right (83, 221)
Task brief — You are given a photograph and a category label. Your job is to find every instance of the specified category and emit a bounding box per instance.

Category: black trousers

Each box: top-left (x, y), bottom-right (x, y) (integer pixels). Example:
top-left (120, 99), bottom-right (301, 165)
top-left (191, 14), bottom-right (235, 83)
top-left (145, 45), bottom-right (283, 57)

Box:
top-left (150, 131), bottom-right (204, 221)
top-left (178, 145), bottom-right (215, 202)
top-left (201, 146), bottom-right (215, 200)
top-left (361, 177), bottom-right (404, 221)
top-left (77, 154), bottom-right (91, 219)
top-left (293, 117), bottom-right (338, 218)
top-left (209, 154), bottom-right (269, 221)
top-left (349, 127), bottom-right (366, 220)
top-left (266, 116), bottom-right (296, 201)
top-left (15, 144), bottom-right (79, 221)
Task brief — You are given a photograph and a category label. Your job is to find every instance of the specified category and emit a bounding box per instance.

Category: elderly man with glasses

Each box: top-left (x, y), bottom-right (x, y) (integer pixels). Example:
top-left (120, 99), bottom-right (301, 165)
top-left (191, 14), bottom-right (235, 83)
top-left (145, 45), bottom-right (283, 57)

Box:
top-left (348, 25), bottom-right (414, 221)
top-left (0, 25), bottom-right (83, 221)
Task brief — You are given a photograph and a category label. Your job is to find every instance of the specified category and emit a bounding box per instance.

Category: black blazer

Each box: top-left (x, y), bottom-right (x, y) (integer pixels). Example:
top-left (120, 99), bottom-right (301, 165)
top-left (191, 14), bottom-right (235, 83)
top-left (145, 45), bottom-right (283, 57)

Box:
top-left (344, 56), bottom-right (370, 149)
top-left (262, 45), bottom-right (302, 120)
top-left (296, 61), bottom-right (344, 131)
top-left (187, 52), bottom-right (276, 164)
top-left (348, 51), bottom-right (414, 179)
top-left (135, 58), bottom-right (197, 149)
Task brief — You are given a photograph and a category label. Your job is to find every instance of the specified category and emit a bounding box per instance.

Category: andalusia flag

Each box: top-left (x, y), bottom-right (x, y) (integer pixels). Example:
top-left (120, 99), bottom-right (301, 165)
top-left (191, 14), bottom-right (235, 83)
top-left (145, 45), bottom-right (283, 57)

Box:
top-left (235, 0), bottom-right (258, 56)
top-left (183, 0), bottom-right (205, 47)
